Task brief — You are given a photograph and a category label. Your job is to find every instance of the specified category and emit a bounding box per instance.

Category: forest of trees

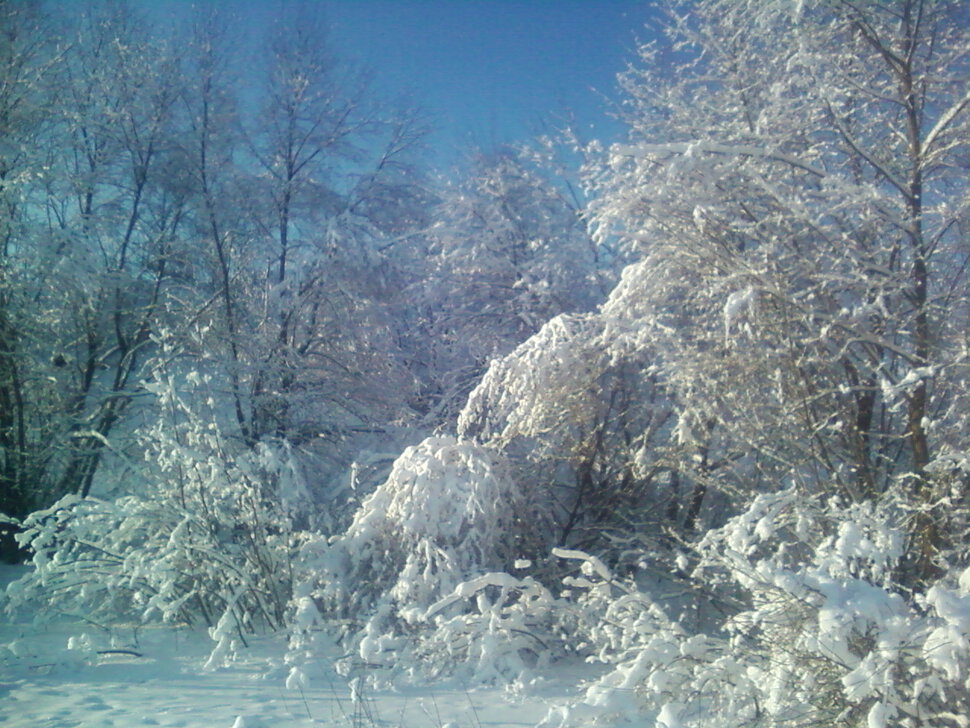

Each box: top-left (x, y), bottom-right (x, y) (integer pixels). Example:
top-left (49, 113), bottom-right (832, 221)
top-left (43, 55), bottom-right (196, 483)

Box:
top-left (3, 1), bottom-right (970, 726)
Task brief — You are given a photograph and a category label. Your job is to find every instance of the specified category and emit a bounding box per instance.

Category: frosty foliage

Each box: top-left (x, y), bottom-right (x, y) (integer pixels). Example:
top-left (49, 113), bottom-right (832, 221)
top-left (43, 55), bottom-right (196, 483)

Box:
top-left (458, 314), bottom-right (606, 450)
top-left (460, 0), bottom-right (970, 722)
top-left (544, 490), bottom-right (970, 728)
top-left (4, 368), bottom-right (309, 664)
top-left (414, 150), bottom-right (608, 424)
top-left (459, 308), bottom-right (682, 563)
top-left (528, 1), bottom-right (970, 723)
top-left (0, 1), bottom-right (193, 532)
top-left (4, 2), bottom-right (970, 726)
top-left (287, 435), bottom-right (554, 684)
top-left (413, 570), bottom-right (566, 684)
top-left (586, 0), bottom-right (970, 511)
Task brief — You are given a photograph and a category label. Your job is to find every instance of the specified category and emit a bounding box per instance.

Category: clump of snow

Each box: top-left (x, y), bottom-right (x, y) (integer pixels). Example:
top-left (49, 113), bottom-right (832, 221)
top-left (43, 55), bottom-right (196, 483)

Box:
top-left (723, 286), bottom-right (759, 342)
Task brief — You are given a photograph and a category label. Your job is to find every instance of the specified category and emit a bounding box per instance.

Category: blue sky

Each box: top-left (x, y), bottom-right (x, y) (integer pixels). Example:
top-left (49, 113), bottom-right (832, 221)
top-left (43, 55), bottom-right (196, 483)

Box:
top-left (131, 0), bottom-right (663, 165)
top-left (322, 1), bottom-right (662, 158)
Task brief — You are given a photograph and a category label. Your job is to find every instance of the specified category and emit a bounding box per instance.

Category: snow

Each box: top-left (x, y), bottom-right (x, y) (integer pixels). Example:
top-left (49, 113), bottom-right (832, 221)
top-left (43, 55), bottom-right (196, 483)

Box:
top-left (0, 565), bottom-right (576, 728)
top-left (866, 701), bottom-right (897, 728)
top-left (722, 286), bottom-right (758, 342)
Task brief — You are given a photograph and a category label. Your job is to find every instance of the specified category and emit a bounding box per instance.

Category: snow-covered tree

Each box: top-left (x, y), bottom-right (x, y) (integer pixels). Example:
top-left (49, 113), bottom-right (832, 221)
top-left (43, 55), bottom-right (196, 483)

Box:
top-left (586, 0), bottom-right (970, 582)
top-left (414, 150), bottom-right (607, 423)
top-left (0, 0), bottom-right (61, 559)
top-left (0, 2), bottom-right (191, 558)
top-left (0, 2), bottom-right (431, 569)
top-left (236, 4), bottom-right (428, 459)
top-left (531, 1), bottom-right (970, 723)
top-left (458, 312), bottom-right (681, 560)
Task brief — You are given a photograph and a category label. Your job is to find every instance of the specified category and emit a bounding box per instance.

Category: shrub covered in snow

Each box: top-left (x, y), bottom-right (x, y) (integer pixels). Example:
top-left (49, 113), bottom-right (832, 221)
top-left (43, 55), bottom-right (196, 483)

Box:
top-left (545, 488), bottom-right (970, 727)
top-left (4, 370), bottom-right (309, 665)
top-left (459, 312), bottom-right (682, 565)
top-left (287, 435), bottom-right (556, 684)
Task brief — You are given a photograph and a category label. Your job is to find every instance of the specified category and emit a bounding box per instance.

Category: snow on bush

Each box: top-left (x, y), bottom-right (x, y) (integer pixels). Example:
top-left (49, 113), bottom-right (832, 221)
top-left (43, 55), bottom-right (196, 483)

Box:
top-left (288, 434), bottom-right (555, 685)
top-left (4, 369), bottom-right (309, 666)
top-left (543, 487), bottom-right (970, 727)
top-left (458, 314), bottom-right (606, 450)
top-left (458, 308), bottom-right (681, 568)
top-left (413, 570), bottom-right (566, 684)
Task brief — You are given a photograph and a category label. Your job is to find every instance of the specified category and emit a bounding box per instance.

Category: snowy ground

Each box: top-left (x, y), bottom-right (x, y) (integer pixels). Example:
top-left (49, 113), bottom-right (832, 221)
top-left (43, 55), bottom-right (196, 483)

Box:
top-left (0, 566), bottom-right (581, 728)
